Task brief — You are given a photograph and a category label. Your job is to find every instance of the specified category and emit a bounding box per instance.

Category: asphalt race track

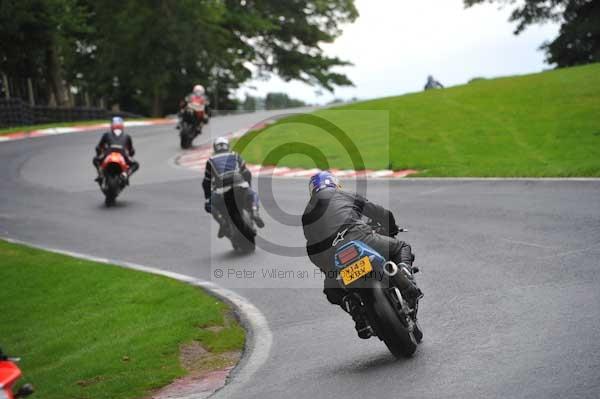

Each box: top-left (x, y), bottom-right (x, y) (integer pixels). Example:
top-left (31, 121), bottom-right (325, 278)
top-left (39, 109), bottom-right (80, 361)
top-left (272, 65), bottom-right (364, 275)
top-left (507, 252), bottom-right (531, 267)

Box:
top-left (1, 110), bottom-right (600, 399)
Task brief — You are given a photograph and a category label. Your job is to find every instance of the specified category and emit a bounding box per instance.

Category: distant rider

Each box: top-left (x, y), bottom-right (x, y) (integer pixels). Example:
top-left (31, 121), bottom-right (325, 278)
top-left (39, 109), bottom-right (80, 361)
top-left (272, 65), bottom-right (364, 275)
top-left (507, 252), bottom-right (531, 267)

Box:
top-left (203, 137), bottom-right (264, 237)
top-left (424, 75), bottom-right (444, 90)
top-left (93, 116), bottom-right (139, 184)
top-left (302, 171), bottom-right (422, 338)
top-left (177, 84), bottom-right (209, 129)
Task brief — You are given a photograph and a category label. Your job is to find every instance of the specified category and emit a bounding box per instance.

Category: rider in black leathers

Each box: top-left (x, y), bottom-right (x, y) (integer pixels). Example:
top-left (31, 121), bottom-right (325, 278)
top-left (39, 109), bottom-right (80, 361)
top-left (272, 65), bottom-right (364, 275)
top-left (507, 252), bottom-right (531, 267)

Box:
top-left (302, 171), bottom-right (422, 337)
top-left (424, 75), bottom-right (444, 90)
top-left (93, 117), bottom-right (139, 184)
top-left (203, 137), bottom-right (264, 237)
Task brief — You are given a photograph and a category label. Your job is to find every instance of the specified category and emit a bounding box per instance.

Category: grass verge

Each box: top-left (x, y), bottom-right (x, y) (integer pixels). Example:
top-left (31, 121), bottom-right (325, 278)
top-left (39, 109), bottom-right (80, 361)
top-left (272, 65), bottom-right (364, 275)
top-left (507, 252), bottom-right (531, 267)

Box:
top-left (0, 239), bottom-right (244, 399)
top-left (234, 63), bottom-right (600, 177)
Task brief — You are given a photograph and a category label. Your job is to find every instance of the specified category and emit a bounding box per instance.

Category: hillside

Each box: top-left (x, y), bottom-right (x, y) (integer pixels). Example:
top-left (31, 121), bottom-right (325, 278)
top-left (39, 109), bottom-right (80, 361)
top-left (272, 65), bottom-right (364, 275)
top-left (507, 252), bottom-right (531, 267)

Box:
top-left (235, 63), bottom-right (600, 177)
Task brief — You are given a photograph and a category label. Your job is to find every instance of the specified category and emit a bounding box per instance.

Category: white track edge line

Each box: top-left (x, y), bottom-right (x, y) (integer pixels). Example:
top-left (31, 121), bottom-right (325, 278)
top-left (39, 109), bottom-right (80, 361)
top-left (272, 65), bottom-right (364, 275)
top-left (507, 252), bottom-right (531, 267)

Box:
top-left (0, 236), bottom-right (272, 398)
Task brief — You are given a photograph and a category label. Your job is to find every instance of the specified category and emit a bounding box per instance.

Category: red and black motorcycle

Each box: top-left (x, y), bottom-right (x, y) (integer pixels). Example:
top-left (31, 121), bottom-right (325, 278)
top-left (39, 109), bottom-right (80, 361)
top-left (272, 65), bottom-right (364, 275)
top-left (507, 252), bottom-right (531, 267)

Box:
top-left (0, 349), bottom-right (34, 399)
top-left (99, 150), bottom-right (130, 207)
top-left (179, 94), bottom-right (207, 149)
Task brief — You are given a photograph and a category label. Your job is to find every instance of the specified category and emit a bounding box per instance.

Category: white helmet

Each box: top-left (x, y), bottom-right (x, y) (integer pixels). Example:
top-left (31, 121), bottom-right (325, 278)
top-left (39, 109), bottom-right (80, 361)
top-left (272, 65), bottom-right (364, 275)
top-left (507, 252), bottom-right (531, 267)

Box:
top-left (213, 137), bottom-right (230, 153)
top-left (111, 116), bottom-right (124, 136)
top-left (193, 84), bottom-right (205, 96)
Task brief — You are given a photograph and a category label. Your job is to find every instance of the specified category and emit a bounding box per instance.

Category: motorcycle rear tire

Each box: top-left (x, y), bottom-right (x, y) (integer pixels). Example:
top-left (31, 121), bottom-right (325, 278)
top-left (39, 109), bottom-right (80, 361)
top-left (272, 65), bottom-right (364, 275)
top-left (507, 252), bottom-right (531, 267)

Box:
top-left (105, 195), bottom-right (116, 207)
top-left (369, 288), bottom-right (418, 358)
top-left (180, 134), bottom-right (192, 149)
top-left (104, 176), bottom-right (119, 207)
top-left (231, 229), bottom-right (255, 253)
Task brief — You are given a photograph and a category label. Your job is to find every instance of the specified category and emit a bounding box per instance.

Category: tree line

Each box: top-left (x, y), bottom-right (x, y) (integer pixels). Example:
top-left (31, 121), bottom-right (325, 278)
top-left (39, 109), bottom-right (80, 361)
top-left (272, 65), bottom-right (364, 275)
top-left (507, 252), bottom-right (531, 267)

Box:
top-left (464, 0), bottom-right (599, 67)
top-left (242, 92), bottom-right (307, 111)
top-left (1, 0), bottom-right (596, 118)
top-left (0, 0), bottom-right (358, 116)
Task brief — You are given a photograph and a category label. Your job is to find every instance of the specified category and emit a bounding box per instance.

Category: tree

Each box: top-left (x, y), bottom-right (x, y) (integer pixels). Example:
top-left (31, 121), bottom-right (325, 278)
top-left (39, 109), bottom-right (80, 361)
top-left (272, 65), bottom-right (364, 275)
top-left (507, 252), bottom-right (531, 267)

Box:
top-left (464, 0), bottom-right (600, 67)
top-left (265, 92), bottom-right (306, 109)
top-left (2, 0), bottom-right (358, 116)
top-left (69, 0), bottom-right (228, 115)
top-left (0, 0), bottom-right (90, 106)
top-left (242, 92), bottom-right (306, 111)
top-left (243, 94), bottom-right (257, 111)
top-left (222, 0), bottom-right (358, 91)
top-left (542, 0), bottom-right (600, 66)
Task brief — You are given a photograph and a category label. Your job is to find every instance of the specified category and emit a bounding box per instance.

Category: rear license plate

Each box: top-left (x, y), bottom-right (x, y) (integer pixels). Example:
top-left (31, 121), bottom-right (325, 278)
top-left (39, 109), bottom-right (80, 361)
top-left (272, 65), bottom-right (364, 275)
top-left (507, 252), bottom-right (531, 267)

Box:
top-left (340, 256), bottom-right (373, 285)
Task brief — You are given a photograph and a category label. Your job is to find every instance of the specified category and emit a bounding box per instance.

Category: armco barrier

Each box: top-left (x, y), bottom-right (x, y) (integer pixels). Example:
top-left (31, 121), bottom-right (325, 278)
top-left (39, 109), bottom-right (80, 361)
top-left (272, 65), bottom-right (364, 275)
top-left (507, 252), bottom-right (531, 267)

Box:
top-left (0, 98), bottom-right (141, 129)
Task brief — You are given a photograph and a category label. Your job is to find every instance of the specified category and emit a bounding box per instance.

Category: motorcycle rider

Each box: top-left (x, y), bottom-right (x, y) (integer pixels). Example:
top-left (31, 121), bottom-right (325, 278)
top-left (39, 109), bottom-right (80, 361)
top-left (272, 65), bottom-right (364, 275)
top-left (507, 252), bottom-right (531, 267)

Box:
top-left (177, 84), bottom-right (209, 129)
top-left (302, 171), bottom-right (422, 338)
top-left (93, 116), bottom-right (139, 184)
top-left (424, 75), bottom-right (444, 90)
top-left (203, 137), bottom-right (264, 238)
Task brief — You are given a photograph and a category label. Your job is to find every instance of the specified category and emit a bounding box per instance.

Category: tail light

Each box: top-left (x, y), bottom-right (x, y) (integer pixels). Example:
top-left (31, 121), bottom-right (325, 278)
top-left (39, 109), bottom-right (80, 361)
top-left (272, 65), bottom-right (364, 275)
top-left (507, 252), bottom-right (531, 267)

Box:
top-left (337, 244), bottom-right (359, 265)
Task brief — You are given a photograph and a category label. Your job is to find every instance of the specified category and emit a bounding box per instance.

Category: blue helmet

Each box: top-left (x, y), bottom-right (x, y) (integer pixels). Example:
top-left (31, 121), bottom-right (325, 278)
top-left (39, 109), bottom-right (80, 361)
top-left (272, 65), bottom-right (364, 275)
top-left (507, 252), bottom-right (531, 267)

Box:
top-left (309, 171), bottom-right (340, 195)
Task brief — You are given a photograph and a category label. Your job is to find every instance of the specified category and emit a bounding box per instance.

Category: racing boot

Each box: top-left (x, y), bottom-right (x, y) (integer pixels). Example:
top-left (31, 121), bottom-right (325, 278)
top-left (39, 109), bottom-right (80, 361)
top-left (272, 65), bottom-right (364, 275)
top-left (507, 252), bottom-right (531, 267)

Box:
top-left (217, 221), bottom-right (229, 239)
top-left (342, 295), bottom-right (373, 339)
top-left (121, 172), bottom-right (130, 186)
top-left (94, 165), bottom-right (103, 184)
top-left (351, 311), bottom-right (372, 339)
top-left (252, 206), bottom-right (265, 228)
top-left (396, 263), bottom-right (423, 311)
top-left (395, 263), bottom-right (423, 299)
top-left (402, 285), bottom-right (423, 308)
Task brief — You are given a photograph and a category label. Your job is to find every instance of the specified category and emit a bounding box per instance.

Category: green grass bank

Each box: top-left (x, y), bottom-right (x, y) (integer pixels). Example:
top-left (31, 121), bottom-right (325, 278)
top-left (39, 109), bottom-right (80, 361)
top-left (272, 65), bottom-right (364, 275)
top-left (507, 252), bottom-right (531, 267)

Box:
top-left (0, 240), bottom-right (244, 399)
top-left (235, 63), bottom-right (600, 177)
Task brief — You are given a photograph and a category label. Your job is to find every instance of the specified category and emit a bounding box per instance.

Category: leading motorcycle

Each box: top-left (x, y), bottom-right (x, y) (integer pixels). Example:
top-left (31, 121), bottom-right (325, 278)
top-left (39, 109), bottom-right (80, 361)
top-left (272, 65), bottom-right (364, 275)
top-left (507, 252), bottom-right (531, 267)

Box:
top-left (179, 95), bottom-right (206, 149)
top-left (0, 349), bottom-right (34, 398)
top-left (99, 149), bottom-right (129, 207)
top-left (333, 222), bottom-right (423, 358)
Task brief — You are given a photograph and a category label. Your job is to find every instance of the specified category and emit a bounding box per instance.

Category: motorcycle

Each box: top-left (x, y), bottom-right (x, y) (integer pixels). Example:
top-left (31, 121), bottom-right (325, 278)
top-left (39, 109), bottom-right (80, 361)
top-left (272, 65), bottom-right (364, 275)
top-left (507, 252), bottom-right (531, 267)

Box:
top-left (180, 95), bottom-right (206, 149)
top-left (99, 149), bottom-right (130, 207)
top-left (213, 185), bottom-right (256, 253)
top-left (333, 222), bottom-right (423, 358)
top-left (0, 349), bottom-right (34, 398)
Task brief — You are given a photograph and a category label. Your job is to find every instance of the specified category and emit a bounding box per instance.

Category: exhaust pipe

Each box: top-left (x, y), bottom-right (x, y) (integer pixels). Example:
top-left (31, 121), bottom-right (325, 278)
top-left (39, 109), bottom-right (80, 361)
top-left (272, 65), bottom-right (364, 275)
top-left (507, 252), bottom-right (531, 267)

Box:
top-left (383, 261), bottom-right (416, 293)
top-left (382, 261), bottom-right (399, 277)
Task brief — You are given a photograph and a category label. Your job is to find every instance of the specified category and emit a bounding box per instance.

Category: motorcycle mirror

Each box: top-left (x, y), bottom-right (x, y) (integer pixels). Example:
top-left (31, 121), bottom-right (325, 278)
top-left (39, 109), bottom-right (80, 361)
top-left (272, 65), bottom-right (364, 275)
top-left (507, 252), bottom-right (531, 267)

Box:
top-left (16, 383), bottom-right (35, 398)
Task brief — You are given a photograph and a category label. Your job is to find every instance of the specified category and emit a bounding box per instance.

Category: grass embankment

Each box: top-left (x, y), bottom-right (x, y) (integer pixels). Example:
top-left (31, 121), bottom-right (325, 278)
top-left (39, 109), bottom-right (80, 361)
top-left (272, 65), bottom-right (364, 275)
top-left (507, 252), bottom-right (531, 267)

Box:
top-left (235, 63), bottom-right (600, 177)
top-left (0, 240), bottom-right (244, 399)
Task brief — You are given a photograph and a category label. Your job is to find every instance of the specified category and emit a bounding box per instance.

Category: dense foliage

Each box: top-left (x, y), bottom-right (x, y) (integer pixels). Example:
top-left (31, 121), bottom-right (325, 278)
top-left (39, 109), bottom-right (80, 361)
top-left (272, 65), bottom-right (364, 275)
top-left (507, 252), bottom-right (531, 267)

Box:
top-left (542, 0), bottom-right (600, 66)
top-left (242, 92), bottom-right (306, 111)
top-left (464, 0), bottom-right (600, 67)
top-left (0, 0), bottom-right (357, 115)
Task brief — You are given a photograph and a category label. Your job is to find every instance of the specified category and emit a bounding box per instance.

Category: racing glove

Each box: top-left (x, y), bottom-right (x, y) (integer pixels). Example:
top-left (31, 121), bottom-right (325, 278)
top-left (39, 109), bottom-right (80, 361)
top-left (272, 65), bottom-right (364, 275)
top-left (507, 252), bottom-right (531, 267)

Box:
top-left (204, 199), bottom-right (211, 213)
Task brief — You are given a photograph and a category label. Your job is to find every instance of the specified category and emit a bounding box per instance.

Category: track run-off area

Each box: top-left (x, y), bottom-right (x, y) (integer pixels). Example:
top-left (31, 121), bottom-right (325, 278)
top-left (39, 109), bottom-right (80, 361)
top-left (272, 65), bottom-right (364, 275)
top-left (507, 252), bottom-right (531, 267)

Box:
top-left (1, 109), bottom-right (599, 399)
